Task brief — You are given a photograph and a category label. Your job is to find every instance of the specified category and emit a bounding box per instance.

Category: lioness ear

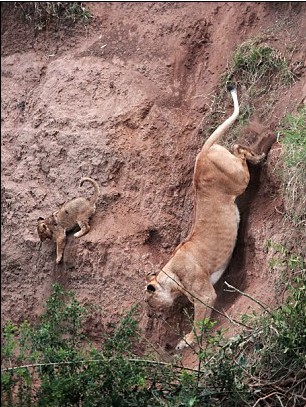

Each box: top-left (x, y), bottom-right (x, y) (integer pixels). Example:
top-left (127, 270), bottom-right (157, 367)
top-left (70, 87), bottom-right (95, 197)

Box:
top-left (145, 272), bottom-right (157, 283)
top-left (37, 217), bottom-right (44, 221)
top-left (147, 284), bottom-right (156, 293)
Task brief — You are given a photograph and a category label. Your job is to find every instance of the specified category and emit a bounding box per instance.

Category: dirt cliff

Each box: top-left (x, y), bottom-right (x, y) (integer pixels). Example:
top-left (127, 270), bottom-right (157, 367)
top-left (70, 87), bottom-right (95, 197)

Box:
top-left (1, 2), bottom-right (306, 365)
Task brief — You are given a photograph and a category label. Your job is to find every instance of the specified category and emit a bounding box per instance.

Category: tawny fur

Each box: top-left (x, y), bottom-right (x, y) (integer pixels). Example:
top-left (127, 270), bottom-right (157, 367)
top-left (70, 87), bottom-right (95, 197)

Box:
top-left (145, 87), bottom-right (265, 350)
top-left (37, 177), bottom-right (100, 264)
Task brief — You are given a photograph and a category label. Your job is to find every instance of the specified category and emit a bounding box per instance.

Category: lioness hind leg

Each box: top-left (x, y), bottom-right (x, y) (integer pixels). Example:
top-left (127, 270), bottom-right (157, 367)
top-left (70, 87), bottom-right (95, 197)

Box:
top-left (74, 219), bottom-right (90, 238)
top-left (233, 144), bottom-right (265, 164)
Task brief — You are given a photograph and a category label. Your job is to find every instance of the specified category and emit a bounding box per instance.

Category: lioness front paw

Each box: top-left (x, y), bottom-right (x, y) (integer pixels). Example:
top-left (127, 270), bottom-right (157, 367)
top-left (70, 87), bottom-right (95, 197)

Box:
top-left (176, 333), bottom-right (195, 351)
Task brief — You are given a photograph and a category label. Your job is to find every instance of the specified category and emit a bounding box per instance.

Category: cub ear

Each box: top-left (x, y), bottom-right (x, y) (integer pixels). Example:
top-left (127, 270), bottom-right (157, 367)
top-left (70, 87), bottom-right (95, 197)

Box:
top-left (146, 284), bottom-right (156, 293)
top-left (37, 217), bottom-right (44, 221)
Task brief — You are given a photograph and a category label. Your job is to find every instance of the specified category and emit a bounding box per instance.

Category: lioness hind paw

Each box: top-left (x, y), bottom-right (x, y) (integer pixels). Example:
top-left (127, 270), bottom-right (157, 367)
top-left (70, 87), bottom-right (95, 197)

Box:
top-left (251, 152), bottom-right (266, 164)
top-left (259, 152), bottom-right (266, 161)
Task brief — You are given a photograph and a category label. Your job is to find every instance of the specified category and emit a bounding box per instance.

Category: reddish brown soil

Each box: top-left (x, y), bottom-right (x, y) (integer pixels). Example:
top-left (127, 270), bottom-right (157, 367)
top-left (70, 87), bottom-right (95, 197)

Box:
top-left (1, 2), bottom-right (306, 367)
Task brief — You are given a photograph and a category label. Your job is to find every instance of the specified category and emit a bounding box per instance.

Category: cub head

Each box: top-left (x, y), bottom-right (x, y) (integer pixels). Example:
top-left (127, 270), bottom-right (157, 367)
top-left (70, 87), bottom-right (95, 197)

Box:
top-left (37, 217), bottom-right (53, 241)
top-left (145, 272), bottom-right (176, 317)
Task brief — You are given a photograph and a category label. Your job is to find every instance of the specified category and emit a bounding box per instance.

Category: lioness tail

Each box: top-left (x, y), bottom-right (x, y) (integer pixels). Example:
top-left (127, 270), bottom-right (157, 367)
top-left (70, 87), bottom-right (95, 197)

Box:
top-left (79, 177), bottom-right (101, 205)
top-left (201, 85), bottom-right (239, 154)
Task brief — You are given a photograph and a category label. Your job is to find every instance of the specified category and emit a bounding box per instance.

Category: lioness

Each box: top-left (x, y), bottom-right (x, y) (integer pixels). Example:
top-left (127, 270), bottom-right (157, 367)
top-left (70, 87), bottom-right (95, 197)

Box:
top-left (145, 85), bottom-right (265, 350)
top-left (37, 177), bottom-right (100, 264)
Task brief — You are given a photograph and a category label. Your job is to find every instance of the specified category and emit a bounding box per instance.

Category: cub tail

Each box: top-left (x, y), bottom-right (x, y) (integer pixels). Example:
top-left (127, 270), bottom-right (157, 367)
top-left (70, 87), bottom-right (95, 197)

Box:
top-left (79, 177), bottom-right (101, 205)
top-left (201, 83), bottom-right (239, 154)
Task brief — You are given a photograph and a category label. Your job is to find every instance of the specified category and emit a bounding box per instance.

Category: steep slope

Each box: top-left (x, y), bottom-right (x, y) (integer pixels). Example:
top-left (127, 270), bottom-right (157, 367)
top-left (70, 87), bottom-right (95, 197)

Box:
top-left (1, 2), bottom-right (306, 365)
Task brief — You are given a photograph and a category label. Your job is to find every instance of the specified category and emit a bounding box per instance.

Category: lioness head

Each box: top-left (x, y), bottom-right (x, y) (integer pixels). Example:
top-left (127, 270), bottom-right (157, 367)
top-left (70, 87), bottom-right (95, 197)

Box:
top-left (37, 217), bottom-right (54, 241)
top-left (145, 273), bottom-right (178, 317)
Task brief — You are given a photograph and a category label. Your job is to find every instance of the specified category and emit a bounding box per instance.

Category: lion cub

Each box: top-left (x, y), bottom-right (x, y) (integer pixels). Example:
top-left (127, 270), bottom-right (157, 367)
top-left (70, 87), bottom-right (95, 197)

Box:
top-left (37, 177), bottom-right (100, 264)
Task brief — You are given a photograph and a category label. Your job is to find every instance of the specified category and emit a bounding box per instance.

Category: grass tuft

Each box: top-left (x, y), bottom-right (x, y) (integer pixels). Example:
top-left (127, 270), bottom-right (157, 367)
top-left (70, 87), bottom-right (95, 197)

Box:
top-left (279, 106), bottom-right (306, 226)
top-left (199, 38), bottom-right (295, 145)
top-left (224, 38), bottom-right (295, 93)
top-left (14, 1), bottom-right (91, 31)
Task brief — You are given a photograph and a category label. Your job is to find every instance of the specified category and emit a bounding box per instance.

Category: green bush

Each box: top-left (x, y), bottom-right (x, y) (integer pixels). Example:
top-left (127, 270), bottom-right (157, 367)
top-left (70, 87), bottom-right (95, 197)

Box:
top-left (2, 275), bottom-right (305, 406)
top-left (1, 284), bottom-right (196, 406)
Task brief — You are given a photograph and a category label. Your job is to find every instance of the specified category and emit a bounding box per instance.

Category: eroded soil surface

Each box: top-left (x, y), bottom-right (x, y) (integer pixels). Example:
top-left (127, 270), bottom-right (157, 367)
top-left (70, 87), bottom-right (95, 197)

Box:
top-left (2, 2), bottom-right (306, 367)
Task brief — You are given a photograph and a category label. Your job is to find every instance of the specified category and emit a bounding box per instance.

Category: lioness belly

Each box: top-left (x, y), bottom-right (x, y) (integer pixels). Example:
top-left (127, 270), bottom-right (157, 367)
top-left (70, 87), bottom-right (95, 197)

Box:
top-left (210, 261), bottom-right (229, 285)
top-left (190, 202), bottom-right (239, 277)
